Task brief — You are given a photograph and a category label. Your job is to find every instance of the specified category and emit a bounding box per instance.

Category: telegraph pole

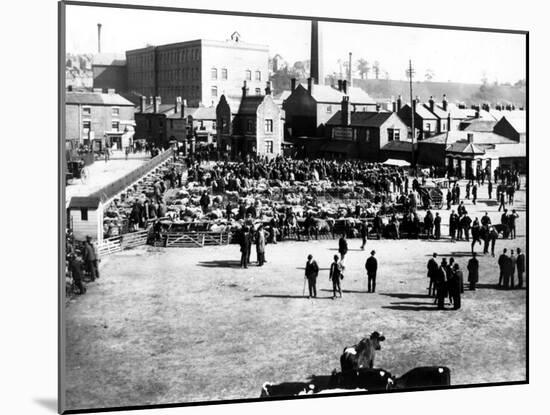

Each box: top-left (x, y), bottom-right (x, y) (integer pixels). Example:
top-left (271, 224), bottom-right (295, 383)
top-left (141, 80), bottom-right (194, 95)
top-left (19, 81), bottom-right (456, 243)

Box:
top-left (406, 59), bottom-right (416, 168)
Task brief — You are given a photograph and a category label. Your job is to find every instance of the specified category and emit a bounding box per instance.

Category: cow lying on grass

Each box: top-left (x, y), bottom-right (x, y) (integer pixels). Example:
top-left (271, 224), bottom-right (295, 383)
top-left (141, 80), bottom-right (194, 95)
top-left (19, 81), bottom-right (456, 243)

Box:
top-left (340, 331), bottom-right (386, 371)
top-left (392, 366), bottom-right (451, 389)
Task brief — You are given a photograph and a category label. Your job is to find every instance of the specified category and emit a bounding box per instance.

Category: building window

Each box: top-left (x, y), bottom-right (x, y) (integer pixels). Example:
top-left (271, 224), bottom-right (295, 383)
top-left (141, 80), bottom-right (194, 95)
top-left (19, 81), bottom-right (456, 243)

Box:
top-left (211, 86), bottom-right (218, 98)
top-left (80, 208), bottom-right (88, 221)
top-left (211, 68), bottom-right (217, 80)
top-left (255, 71), bottom-right (261, 81)
top-left (112, 121), bottom-right (120, 131)
top-left (266, 141), bottom-right (274, 154)
top-left (365, 129), bottom-right (371, 143)
top-left (245, 70), bottom-right (252, 81)
top-left (426, 123), bottom-right (431, 131)
top-left (394, 130), bottom-right (400, 141)
top-left (255, 88), bottom-right (261, 96)
top-left (82, 120), bottom-right (91, 130)
top-left (221, 68), bottom-right (228, 80)
top-left (112, 107), bottom-right (119, 117)
top-left (265, 119), bottom-right (273, 133)
top-left (326, 105), bottom-right (332, 113)
top-left (441, 121), bottom-right (447, 131)
top-left (82, 106), bottom-right (91, 116)
top-left (247, 119), bottom-right (254, 132)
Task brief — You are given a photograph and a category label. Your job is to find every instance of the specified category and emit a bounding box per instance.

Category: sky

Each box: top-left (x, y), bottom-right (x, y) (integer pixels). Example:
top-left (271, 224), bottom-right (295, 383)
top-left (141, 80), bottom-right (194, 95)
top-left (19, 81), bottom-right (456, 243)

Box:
top-left (65, 4), bottom-right (526, 84)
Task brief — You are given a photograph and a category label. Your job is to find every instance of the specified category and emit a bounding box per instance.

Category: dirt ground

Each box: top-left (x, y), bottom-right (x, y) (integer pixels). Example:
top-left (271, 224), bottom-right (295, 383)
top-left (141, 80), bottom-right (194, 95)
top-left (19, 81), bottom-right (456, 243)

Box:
top-left (64, 182), bottom-right (527, 410)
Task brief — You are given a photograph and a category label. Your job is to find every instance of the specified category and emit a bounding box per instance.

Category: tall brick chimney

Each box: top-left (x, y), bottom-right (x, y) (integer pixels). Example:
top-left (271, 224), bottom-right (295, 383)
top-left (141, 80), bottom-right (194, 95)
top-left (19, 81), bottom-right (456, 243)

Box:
top-left (97, 23), bottom-right (102, 53)
top-left (140, 96), bottom-right (146, 113)
top-left (397, 95), bottom-right (402, 110)
top-left (181, 99), bottom-right (186, 119)
top-left (242, 80), bottom-right (248, 97)
top-left (290, 78), bottom-right (296, 92)
top-left (265, 81), bottom-right (272, 96)
top-left (429, 96), bottom-right (435, 112)
top-left (341, 96), bottom-right (351, 126)
top-left (442, 94), bottom-right (448, 111)
top-left (307, 77), bottom-right (313, 94)
top-left (337, 79), bottom-right (343, 92)
top-left (153, 96), bottom-right (161, 113)
top-left (342, 80), bottom-right (348, 94)
top-left (175, 96), bottom-right (181, 115)
top-left (310, 20), bottom-right (323, 84)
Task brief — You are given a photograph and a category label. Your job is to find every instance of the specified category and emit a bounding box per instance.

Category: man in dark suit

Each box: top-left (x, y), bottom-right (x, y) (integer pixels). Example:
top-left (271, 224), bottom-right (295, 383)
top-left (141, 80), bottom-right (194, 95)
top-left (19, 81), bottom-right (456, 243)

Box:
top-left (436, 259), bottom-right (448, 310)
top-left (427, 253), bottom-right (439, 297)
top-left (467, 252), bottom-right (479, 291)
top-left (365, 250), bottom-right (378, 293)
top-left (516, 248), bottom-right (525, 289)
top-left (68, 254), bottom-right (86, 295)
top-left (239, 226), bottom-right (251, 268)
top-left (497, 248), bottom-right (508, 287)
top-left (434, 213), bottom-right (441, 239)
top-left (338, 234), bottom-right (348, 261)
top-left (449, 263), bottom-right (463, 310)
top-left (83, 236), bottom-right (99, 281)
top-left (304, 254), bottom-right (319, 298)
top-left (329, 255), bottom-right (343, 299)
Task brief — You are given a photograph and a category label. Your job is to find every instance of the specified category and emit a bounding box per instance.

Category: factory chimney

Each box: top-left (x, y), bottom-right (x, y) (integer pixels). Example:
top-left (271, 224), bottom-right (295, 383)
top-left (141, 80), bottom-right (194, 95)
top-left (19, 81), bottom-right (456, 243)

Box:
top-left (97, 23), bottom-right (102, 53)
top-left (310, 20), bottom-right (323, 85)
top-left (348, 52), bottom-right (352, 89)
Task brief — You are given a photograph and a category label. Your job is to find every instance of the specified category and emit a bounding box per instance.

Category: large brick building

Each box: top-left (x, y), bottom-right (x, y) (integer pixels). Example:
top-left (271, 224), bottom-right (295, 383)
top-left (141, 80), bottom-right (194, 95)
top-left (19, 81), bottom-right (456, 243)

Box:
top-left (65, 90), bottom-right (135, 150)
top-left (125, 32), bottom-right (269, 107)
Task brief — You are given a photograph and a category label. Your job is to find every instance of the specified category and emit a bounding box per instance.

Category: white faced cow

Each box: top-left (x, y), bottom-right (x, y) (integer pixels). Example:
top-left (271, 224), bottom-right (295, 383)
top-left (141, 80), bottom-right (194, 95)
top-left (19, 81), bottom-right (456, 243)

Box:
top-left (340, 332), bottom-right (386, 372)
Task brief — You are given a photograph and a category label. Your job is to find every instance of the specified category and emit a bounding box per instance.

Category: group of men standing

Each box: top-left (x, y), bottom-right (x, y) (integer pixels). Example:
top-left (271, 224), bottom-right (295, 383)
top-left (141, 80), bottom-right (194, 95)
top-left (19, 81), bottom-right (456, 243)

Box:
top-left (427, 253), bottom-right (472, 310)
top-left (497, 248), bottom-right (526, 289)
top-left (303, 248), bottom-right (378, 300)
top-left (238, 224), bottom-right (266, 268)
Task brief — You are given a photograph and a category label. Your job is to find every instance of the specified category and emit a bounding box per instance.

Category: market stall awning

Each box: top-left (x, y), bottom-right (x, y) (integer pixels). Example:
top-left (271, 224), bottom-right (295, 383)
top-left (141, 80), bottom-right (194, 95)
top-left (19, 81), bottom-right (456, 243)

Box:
top-left (382, 158), bottom-right (411, 167)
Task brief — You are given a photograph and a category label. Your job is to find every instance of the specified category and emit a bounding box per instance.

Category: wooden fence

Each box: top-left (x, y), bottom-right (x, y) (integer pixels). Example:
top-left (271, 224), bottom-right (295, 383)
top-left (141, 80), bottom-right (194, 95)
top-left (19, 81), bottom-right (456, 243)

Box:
top-left (160, 231), bottom-right (232, 248)
top-left (95, 228), bottom-right (151, 257)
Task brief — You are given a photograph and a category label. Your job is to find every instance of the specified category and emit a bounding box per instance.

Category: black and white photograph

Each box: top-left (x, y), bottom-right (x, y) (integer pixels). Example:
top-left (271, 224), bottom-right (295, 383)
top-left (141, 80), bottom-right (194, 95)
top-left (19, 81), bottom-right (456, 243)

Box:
top-left (58, 0), bottom-right (529, 413)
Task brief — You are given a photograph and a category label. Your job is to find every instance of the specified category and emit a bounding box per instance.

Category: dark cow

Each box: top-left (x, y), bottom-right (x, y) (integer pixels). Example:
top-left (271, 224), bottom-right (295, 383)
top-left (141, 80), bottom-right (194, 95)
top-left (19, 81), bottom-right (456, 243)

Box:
top-left (393, 366), bottom-right (451, 389)
top-left (260, 382), bottom-right (316, 397)
top-left (329, 368), bottom-right (394, 391)
top-left (340, 332), bottom-right (386, 371)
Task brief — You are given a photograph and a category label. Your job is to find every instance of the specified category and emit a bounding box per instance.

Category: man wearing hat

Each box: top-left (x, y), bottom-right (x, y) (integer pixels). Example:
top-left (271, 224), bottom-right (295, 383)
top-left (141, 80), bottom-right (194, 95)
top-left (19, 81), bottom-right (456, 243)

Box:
top-left (83, 235), bottom-right (99, 281)
top-left (427, 253), bottom-right (439, 297)
top-left (68, 253), bottom-right (86, 295)
top-left (304, 254), bottom-right (319, 298)
top-left (329, 254), bottom-right (344, 299)
top-left (365, 250), bottom-right (378, 293)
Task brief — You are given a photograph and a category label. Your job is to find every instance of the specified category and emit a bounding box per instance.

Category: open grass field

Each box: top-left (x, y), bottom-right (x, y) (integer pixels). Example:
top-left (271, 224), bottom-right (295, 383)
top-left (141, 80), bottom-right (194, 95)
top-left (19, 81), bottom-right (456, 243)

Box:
top-left (64, 185), bottom-right (527, 411)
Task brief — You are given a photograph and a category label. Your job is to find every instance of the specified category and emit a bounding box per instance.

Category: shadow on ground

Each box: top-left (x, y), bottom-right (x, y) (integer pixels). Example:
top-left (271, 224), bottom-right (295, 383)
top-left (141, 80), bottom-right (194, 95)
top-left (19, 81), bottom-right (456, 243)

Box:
top-left (197, 260), bottom-right (242, 268)
top-left (254, 294), bottom-right (333, 300)
top-left (380, 293), bottom-right (433, 299)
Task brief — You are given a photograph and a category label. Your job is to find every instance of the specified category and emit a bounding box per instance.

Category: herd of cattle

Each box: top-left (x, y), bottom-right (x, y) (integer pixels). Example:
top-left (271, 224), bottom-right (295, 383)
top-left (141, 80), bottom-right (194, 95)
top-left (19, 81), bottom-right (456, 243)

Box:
top-left (260, 331), bottom-right (451, 398)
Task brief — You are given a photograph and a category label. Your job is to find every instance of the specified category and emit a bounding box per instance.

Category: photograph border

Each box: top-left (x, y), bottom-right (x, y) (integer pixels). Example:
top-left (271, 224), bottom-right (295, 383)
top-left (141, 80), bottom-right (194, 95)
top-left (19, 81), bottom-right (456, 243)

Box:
top-left (58, 1), bottom-right (529, 413)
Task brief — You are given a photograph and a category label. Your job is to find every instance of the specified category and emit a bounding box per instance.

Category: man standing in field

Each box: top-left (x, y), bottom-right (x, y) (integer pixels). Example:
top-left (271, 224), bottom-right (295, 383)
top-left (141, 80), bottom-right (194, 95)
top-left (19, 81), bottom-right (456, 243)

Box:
top-left (427, 253), bottom-right (439, 297)
top-left (365, 250), bottom-right (378, 293)
top-left (498, 248), bottom-right (508, 287)
top-left (329, 254), bottom-right (344, 299)
top-left (338, 234), bottom-right (349, 261)
top-left (467, 252), bottom-right (479, 291)
top-left (304, 254), bottom-right (319, 298)
top-left (83, 235), bottom-right (99, 281)
top-left (434, 212), bottom-right (441, 239)
top-left (516, 248), bottom-right (525, 289)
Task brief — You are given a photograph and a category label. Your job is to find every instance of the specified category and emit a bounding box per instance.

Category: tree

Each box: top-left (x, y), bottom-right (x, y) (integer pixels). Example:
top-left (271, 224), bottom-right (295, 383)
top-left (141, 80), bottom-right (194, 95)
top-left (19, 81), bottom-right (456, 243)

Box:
top-left (372, 61), bottom-right (381, 80)
top-left (356, 58), bottom-right (370, 79)
top-left (424, 68), bottom-right (435, 82)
